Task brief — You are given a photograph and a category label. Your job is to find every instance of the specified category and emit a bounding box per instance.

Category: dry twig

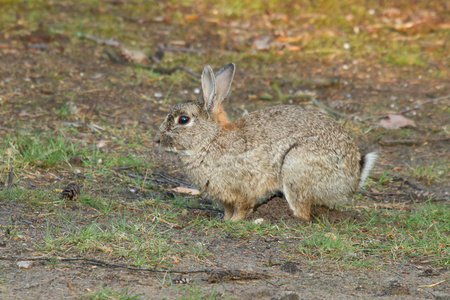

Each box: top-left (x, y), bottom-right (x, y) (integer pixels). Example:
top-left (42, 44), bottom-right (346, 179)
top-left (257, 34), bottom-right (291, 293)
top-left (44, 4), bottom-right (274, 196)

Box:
top-left (377, 94), bottom-right (450, 119)
top-left (105, 50), bottom-right (201, 78)
top-left (276, 77), bottom-right (340, 87)
top-left (185, 206), bottom-right (223, 214)
top-left (207, 269), bottom-right (278, 287)
top-left (379, 137), bottom-right (450, 146)
top-left (0, 256), bottom-right (210, 274)
top-left (7, 167), bottom-right (14, 188)
top-left (311, 94), bottom-right (450, 122)
top-left (0, 255), bottom-right (276, 287)
top-left (392, 176), bottom-right (423, 191)
top-left (157, 43), bottom-right (205, 54)
top-left (311, 98), bottom-right (357, 119)
top-left (153, 172), bottom-right (193, 188)
top-left (81, 33), bottom-right (123, 47)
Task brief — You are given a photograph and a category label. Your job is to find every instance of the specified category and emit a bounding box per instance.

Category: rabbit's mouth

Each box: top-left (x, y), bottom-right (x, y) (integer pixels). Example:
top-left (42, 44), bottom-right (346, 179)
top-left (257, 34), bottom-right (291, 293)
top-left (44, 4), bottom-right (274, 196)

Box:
top-left (155, 133), bottom-right (192, 155)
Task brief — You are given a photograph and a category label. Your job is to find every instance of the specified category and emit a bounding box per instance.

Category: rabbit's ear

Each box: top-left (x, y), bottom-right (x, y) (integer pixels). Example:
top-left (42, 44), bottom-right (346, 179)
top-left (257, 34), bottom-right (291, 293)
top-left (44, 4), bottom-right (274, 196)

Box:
top-left (214, 63), bottom-right (235, 104)
top-left (202, 65), bottom-right (217, 111)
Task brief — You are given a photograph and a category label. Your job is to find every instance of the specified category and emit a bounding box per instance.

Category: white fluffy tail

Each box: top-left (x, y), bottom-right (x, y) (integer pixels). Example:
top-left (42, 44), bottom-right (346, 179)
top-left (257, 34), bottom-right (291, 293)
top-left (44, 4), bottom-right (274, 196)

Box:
top-left (359, 152), bottom-right (378, 188)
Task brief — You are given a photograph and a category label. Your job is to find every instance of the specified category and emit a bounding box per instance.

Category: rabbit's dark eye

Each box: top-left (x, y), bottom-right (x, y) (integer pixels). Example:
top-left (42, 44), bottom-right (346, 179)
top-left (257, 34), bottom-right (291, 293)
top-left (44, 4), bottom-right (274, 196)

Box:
top-left (178, 116), bottom-right (190, 124)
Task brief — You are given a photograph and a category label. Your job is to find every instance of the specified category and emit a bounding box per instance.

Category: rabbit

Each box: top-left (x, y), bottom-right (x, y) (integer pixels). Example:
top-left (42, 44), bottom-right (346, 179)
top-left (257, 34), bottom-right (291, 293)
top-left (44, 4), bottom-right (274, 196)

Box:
top-left (155, 63), bottom-right (377, 221)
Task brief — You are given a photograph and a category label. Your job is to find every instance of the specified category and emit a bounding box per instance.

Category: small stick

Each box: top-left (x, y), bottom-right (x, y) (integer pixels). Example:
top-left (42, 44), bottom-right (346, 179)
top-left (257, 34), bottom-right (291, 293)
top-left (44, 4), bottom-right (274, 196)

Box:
top-left (362, 192), bottom-right (410, 197)
top-left (157, 44), bottom-right (205, 54)
top-left (185, 206), bottom-right (224, 214)
top-left (418, 280), bottom-right (446, 288)
top-left (153, 172), bottom-right (193, 188)
top-left (81, 33), bottom-right (123, 47)
top-left (0, 256), bottom-right (210, 274)
top-left (126, 173), bottom-right (167, 185)
top-left (104, 50), bottom-right (201, 78)
top-left (379, 137), bottom-right (450, 146)
top-left (392, 176), bottom-right (423, 191)
top-left (311, 98), bottom-right (359, 119)
top-left (0, 255), bottom-right (277, 287)
top-left (7, 167), bottom-right (14, 188)
top-left (113, 166), bottom-right (136, 170)
top-left (276, 77), bottom-right (340, 87)
top-left (377, 94), bottom-right (450, 119)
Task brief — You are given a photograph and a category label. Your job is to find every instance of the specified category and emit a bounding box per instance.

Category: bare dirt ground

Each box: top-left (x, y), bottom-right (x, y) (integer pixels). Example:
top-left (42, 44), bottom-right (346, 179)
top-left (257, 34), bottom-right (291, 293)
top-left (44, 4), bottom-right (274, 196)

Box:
top-left (0, 1), bottom-right (449, 299)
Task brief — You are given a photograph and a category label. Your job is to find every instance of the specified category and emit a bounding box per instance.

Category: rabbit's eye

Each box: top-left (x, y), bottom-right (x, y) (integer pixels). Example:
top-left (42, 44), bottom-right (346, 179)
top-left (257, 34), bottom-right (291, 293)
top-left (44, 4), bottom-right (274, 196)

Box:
top-left (178, 116), bottom-right (190, 125)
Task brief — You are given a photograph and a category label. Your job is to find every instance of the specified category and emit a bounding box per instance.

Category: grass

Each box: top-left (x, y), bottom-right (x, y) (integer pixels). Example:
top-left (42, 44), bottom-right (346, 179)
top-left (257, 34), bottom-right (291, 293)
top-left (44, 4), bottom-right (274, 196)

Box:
top-left (408, 162), bottom-right (449, 186)
top-left (1, 133), bottom-right (75, 168)
top-left (176, 284), bottom-right (229, 300)
top-left (295, 202), bottom-right (449, 267)
top-left (38, 212), bottom-right (183, 266)
top-left (83, 286), bottom-right (143, 300)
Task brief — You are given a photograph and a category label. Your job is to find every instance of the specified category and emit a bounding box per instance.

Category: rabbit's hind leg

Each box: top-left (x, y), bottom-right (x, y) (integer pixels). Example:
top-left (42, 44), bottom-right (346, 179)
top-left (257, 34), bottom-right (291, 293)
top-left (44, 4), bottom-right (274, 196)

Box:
top-left (280, 146), bottom-right (318, 222)
top-left (282, 181), bottom-right (312, 221)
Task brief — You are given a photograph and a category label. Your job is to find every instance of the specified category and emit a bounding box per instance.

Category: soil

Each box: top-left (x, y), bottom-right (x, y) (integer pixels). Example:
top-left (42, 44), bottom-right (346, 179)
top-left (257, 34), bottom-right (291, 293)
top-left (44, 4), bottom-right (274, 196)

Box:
top-left (1, 1), bottom-right (449, 300)
top-left (247, 197), bottom-right (358, 224)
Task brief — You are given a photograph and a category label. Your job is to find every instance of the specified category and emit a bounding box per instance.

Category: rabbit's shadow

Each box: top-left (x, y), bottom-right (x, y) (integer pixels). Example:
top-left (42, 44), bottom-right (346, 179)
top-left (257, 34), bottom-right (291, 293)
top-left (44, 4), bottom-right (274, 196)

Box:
top-left (247, 195), bottom-right (360, 225)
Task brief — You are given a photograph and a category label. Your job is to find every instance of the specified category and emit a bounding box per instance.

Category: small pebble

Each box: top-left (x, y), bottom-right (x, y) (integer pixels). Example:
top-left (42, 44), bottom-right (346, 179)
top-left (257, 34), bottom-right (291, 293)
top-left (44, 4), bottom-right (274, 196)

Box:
top-left (69, 155), bottom-right (84, 166)
top-left (271, 291), bottom-right (300, 300)
top-left (254, 218), bottom-right (264, 225)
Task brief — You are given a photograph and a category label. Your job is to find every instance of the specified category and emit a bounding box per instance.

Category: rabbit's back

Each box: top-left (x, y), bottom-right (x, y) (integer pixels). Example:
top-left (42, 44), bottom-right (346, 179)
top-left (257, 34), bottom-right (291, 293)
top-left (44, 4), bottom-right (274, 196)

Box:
top-left (237, 105), bottom-right (354, 149)
top-left (236, 105), bottom-right (359, 166)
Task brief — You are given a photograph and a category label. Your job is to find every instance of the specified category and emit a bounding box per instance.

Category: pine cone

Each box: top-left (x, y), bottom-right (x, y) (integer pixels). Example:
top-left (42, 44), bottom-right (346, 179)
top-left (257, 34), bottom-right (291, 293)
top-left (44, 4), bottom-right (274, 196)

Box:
top-left (61, 183), bottom-right (80, 200)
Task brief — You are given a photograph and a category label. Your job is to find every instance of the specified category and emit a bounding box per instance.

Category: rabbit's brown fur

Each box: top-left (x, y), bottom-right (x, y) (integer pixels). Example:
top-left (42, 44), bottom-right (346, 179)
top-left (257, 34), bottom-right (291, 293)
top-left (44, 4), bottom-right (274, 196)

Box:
top-left (155, 63), bottom-right (376, 221)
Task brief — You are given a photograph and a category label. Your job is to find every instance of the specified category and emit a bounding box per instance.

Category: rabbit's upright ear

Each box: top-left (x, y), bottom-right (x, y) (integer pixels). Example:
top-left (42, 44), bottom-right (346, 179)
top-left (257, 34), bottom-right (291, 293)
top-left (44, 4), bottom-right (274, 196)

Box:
top-left (202, 65), bottom-right (217, 111)
top-left (214, 63), bottom-right (235, 104)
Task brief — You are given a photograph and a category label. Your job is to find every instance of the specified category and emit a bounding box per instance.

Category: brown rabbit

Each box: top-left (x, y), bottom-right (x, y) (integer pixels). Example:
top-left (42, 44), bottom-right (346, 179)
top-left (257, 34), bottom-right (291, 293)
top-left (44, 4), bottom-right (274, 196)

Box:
top-left (155, 63), bottom-right (377, 221)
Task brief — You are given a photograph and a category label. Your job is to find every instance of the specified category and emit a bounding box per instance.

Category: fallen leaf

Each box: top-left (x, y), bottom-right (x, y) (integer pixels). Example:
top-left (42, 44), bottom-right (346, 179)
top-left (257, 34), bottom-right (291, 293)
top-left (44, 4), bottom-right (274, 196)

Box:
top-left (152, 15), bottom-right (169, 22)
top-left (22, 29), bottom-right (54, 44)
top-left (438, 21), bottom-right (450, 29)
top-left (275, 36), bottom-right (303, 43)
top-left (324, 232), bottom-right (337, 240)
top-left (170, 40), bottom-right (186, 46)
top-left (171, 186), bottom-right (200, 195)
top-left (394, 18), bottom-right (438, 34)
top-left (17, 261), bottom-right (34, 269)
top-left (379, 114), bottom-right (416, 129)
top-left (204, 17), bottom-right (220, 24)
top-left (101, 245), bottom-right (113, 253)
top-left (287, 45), bottom-right (301, 51)
top-left (96, 140), bottom-right (107, 148)
top-left (184, 14), bottom-right (198, 20)
top-left (118, 48), bottom-right (149, 63)
top-left (253, 34), bottom-right (272, 51)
